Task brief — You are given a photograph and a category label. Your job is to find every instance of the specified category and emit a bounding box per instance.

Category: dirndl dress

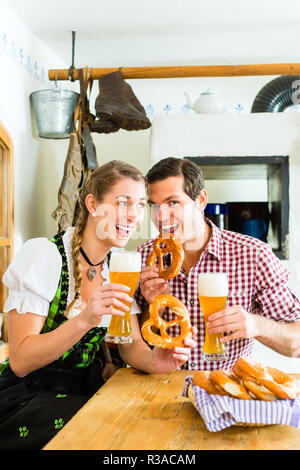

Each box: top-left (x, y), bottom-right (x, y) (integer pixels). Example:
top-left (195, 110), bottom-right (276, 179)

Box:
top-left (0, 233), bottom-right (107, 450)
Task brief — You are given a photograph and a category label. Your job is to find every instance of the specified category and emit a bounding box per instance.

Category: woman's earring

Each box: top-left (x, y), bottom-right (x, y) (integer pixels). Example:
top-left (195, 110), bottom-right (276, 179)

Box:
top-left (92, 212), bottom-right (97, 218)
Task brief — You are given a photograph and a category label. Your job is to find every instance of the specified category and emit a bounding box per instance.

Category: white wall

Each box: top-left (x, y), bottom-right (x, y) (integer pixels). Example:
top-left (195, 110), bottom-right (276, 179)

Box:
top-left (0, 0), bottom-right (75, 252)
top-left (0, 0), bottom-right (288, 252)
top-left (150, 112), bottom-right (300, 292)
top-left (87, 75), bottom-right (281, 248)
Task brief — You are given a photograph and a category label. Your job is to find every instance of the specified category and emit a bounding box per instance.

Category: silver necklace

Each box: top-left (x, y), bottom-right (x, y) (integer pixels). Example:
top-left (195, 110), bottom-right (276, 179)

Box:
top-left (79, 247), bottom-right (103, 281)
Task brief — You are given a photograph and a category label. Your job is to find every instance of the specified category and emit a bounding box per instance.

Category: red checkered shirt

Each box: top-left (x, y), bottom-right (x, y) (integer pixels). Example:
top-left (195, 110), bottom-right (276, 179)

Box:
top-left (135, 219), bottom-right (300, 371)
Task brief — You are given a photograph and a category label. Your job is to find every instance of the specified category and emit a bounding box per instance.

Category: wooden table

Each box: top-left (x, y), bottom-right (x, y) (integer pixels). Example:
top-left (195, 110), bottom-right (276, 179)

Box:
top-left (43, 368), bottom-right (300, 450)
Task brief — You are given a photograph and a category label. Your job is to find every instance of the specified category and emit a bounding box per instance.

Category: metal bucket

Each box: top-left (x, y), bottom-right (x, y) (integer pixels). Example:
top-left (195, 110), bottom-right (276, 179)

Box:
top-left (30, 89), bottom-right (80, 139)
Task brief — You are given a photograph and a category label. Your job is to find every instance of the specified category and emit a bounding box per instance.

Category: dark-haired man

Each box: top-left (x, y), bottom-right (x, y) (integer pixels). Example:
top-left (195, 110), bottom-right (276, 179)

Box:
top-left (120, 157), bottom-right (300, 372)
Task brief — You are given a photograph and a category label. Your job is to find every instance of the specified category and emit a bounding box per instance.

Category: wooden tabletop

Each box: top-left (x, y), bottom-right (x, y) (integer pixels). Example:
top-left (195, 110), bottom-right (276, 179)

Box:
top-left (43, 368), bottom-right (300, 451)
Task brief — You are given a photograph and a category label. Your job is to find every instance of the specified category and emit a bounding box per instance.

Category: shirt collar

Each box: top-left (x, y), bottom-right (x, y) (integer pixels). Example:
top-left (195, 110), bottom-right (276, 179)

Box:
top-left (204, 218), bottom-right (223, 261)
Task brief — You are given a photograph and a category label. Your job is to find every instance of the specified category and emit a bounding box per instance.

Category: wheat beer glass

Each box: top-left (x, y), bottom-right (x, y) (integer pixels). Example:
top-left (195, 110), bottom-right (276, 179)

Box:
top-left (105, 251), bottom-right (141, 344)
top-left (198, 273), bottom-right (228, 361)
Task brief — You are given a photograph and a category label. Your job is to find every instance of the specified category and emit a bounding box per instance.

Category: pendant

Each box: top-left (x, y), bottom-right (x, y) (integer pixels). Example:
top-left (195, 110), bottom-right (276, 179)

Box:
top-left (88, 267), bottom-right (97, 281)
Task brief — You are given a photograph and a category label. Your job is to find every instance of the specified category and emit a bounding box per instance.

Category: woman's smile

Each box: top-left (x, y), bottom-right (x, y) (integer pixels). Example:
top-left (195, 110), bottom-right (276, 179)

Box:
top-left (115, 223), bottom-right (137, 238)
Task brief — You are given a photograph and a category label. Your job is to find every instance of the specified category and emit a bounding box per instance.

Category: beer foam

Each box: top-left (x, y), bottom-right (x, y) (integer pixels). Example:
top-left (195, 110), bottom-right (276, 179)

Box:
top-left (198, 273), bottom-right (228, 297)
top-left (110, 251), bottom-right (141, 272)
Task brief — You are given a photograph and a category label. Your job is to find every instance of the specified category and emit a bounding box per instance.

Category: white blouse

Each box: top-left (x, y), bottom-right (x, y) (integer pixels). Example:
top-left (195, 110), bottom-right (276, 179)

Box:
top-left (2, 227), bottom-right (141, 327)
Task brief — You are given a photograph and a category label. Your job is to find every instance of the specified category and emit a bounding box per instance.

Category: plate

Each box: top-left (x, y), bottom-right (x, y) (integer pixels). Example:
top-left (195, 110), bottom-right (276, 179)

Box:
top-left (251, 75), bottom-right (300, 113)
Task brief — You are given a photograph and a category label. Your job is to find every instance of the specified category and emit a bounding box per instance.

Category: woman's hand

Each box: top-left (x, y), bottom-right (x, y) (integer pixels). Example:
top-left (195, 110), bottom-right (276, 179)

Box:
top-left (139, 265), bottom-right (169, 304)
top-left (149, 327), bottom-right (198, 374)
top-left (80, 283), bottom-right (133, 329)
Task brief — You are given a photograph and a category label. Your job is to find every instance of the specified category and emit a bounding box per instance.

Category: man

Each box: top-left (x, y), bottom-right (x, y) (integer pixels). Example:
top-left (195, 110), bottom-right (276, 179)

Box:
top-left (130, 157), bottom-right (300, 371)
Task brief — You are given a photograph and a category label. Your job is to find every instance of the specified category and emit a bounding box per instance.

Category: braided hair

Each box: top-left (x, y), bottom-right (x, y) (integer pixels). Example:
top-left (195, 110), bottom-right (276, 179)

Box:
top-left (65, 160), bottom-right (145, 316)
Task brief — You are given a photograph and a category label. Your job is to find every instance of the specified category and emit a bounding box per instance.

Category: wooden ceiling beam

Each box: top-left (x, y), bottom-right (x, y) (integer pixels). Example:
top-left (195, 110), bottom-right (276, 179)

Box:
top-left (48, 63), bottom-right (300, 81)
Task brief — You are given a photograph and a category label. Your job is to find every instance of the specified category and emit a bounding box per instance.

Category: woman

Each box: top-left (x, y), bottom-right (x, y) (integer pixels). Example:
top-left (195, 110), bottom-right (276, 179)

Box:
top-left (0, 160), bottom-right (143, 450)
top-left (0, 160), bottom-right (195, 450)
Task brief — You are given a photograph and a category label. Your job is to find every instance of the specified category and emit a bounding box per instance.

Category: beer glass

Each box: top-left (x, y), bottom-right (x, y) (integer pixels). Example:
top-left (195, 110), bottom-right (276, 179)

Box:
top-left (105, 251), bottom-right (141, 344)
top-left (198, 273), bottom-right (228, 361)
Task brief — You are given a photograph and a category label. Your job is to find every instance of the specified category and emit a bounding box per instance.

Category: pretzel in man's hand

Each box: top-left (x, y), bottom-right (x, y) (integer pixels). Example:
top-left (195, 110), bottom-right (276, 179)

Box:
top-left (141, 294), bottom-right (192, 349)
top-left (146, 234), bottom-right (184, 280)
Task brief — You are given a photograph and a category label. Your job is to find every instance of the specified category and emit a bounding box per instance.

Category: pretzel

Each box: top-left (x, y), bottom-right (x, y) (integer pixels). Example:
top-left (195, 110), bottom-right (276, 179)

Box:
top-left (193, 370), bottom-right (226, 395)
top-left (242, 378), bottom-right (278, 401)
top-left (263, 366), bottom-right (300, 400)
top-left (141, 294), bottom-right (192, 349)
top-left (209, 370), bottom-right (253, 400)
top-left (146, 234), bottom-right (184, 280)
top-left (192, 358), bottom-right (300, 401)
top-left (232, 357), bottom-right (300, 400)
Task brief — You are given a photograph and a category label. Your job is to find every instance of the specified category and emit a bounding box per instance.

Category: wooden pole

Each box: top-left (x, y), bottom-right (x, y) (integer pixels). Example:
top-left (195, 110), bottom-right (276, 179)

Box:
top-left (48, 63), bottom-right (300, 81)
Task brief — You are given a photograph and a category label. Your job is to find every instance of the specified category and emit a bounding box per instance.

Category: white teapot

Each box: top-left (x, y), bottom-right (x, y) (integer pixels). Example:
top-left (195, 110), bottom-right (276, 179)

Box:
top-left (184, 88), bottom-right (228, 114)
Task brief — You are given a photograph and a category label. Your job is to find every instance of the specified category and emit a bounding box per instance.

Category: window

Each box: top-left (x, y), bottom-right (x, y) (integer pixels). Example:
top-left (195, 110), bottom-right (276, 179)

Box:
top-left (0, 121), bottom-right (14, 342)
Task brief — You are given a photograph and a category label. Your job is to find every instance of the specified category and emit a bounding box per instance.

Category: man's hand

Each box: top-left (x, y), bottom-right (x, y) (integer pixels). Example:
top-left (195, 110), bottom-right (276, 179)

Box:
top-left (206, 305), bottom-right (260, 343)
top-left (150, 327), bottom-right (198, 373)
top-left (140, 265), bottom-right (170, 304)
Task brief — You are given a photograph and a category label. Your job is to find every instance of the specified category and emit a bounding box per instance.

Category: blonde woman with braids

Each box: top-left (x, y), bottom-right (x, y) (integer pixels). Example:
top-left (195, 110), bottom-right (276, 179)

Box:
top-left (0, 160), bottom-right (148, 450)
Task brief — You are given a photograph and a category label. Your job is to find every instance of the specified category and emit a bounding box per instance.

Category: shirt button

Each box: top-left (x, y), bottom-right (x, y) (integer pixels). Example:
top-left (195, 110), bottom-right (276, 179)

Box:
top-left (191, 362), bottom-right (196, 368)
top-left (190, 299), bottom-right (194, 305)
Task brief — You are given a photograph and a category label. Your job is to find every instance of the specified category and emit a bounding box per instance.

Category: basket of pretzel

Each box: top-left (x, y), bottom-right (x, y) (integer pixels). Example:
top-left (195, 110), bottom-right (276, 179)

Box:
top-left (183, 357), bottom-right (300, 431)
